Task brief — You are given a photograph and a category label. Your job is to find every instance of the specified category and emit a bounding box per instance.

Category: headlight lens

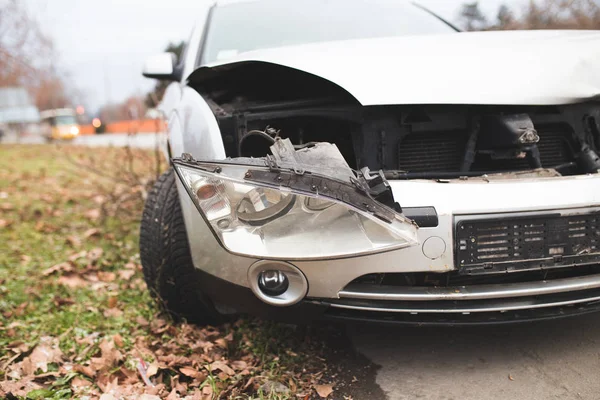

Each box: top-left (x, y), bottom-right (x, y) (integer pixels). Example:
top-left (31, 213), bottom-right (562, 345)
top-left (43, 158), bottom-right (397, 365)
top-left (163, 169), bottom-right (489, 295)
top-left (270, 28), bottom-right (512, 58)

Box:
top-left (236, 188), bottom-right (295, 225)
top-left (176, 164), bottom-right (417, 260)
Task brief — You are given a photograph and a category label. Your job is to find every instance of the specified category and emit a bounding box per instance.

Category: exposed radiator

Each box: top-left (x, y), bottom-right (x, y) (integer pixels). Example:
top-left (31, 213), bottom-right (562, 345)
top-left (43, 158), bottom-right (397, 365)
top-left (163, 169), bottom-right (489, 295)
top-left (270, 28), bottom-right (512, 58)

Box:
top-left (397, 123), bottom-right (575, 173)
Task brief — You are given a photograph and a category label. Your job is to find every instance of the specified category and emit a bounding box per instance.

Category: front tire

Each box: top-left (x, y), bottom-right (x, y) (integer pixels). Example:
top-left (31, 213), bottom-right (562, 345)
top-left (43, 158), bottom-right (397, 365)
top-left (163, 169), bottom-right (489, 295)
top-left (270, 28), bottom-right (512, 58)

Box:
top-left (139, 169), bottom-right (221, 324)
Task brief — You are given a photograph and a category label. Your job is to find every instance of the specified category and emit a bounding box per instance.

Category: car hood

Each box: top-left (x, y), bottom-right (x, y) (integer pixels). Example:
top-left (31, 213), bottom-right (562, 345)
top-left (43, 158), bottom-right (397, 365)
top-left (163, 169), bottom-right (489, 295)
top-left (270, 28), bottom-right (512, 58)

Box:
top-left (202, 30), bottom-right (600, 106)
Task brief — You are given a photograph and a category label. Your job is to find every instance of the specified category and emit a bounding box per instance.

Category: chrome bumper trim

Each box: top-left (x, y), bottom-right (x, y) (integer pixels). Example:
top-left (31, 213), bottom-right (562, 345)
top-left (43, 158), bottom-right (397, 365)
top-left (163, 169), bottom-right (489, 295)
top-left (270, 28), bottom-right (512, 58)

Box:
top-left (339, 273), bottom-right (600, 301)
top-left (323, 291), bottom-right (600, 314)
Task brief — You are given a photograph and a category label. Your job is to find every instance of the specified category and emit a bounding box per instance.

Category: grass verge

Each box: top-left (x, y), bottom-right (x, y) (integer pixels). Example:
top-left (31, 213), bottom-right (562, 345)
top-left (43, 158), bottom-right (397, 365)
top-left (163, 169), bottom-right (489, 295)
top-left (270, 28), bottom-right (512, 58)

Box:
top-left (0, 144), bottom-right (335, 400)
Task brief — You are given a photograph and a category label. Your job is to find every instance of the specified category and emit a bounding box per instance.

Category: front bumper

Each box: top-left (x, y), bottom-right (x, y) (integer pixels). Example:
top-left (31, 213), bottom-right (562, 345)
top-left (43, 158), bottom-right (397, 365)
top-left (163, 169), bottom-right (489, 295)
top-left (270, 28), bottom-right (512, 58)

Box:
top-left (176, 171), bottom-right (600, 324)
top-left (197, 266), bottom-right (600, 326)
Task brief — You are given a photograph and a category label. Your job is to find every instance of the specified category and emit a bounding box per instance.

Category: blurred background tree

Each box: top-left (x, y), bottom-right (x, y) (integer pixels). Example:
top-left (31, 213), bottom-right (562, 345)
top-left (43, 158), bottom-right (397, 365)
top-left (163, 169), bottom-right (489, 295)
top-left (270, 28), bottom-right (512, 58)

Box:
top-left (459, 0), bottom-right (600, 31)
top-left (145, 41), bottom-right (185, 107)
top-left (99, 96), bottom-right (148, 124)
top-left (458, 2), bottom-right (489, 31)
top-left (0, 0), bottom-right (79, 111)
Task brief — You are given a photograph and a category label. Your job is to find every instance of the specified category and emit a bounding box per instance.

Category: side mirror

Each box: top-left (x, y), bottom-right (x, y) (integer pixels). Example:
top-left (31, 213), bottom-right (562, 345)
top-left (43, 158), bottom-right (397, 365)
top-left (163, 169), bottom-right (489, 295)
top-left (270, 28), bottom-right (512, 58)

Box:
top-left (142, 52), bottom-right (179, 81)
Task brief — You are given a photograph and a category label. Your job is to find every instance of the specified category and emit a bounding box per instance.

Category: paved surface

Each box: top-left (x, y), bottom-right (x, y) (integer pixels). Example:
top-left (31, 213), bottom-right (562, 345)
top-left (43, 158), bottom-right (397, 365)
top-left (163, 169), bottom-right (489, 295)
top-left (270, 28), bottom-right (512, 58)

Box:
top-left (1, 132), bottom-right (163, 149)
top-left (348, 314), bottom-right (600, 400)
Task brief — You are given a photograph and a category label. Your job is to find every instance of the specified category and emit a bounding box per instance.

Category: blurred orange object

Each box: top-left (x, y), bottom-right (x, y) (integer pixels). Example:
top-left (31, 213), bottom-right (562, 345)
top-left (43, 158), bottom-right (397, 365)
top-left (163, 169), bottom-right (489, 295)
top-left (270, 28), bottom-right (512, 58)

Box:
top-left (105, 119), bottom-right (166, 134)
top-left (78, 119), bottom-right (166, 135)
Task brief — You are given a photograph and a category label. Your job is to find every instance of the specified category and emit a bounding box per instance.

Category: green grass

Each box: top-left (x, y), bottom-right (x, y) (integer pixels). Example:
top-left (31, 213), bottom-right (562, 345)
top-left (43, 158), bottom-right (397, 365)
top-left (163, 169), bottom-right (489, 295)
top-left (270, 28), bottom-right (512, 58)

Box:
top-left (0, 144), bottom-right (329, 399)
top-left (0, 145), bottom-right (152, 352)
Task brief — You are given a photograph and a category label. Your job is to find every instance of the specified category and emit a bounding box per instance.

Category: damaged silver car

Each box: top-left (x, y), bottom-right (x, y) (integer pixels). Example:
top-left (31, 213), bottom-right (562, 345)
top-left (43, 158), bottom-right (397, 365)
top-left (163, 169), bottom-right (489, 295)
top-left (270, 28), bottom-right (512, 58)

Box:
top-left (140, 0), bottom-right (600, 325)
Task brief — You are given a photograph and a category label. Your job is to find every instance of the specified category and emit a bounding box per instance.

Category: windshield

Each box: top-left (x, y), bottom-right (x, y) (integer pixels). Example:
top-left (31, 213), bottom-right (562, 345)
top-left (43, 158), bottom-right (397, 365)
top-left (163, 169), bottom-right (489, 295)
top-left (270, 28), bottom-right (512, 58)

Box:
top-left (201, 0), bottom-right (456, 64)
top-left (54, 115), bottom-right (77, 126)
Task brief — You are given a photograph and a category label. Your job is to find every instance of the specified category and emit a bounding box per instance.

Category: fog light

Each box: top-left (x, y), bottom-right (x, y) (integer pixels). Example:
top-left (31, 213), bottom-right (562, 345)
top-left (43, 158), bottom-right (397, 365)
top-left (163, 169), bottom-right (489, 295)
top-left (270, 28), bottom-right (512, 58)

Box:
top-left (248, 261), bottom-right (308, 307)
top-left (258, 270), bottom-right (289, 296)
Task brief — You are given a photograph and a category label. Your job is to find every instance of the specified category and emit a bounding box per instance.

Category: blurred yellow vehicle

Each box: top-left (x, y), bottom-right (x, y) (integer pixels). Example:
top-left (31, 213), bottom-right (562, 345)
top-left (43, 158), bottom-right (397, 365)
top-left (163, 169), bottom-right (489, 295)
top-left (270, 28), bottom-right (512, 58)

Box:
top-left (40, 109), bottom-right (80, 141)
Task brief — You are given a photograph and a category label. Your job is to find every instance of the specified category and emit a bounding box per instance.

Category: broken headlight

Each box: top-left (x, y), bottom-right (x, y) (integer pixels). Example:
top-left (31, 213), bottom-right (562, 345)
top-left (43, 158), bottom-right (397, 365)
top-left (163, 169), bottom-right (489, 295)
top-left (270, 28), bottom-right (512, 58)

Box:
top-left (175, 163), bottom-right (417, 260)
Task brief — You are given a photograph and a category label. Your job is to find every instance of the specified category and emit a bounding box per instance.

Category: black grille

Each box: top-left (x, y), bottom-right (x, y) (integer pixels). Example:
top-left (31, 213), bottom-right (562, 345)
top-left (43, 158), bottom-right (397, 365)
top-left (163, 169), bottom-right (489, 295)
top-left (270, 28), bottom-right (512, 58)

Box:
top-left (397, 124), bottom-right (575, 173)
top-left (398, 130), bottom-right (467, 173)
top-left (350, 263), bottom-right (600, 288)
top-left (456, 212), bottom-right (600, 275)
top-left (537, 124), bottom-right (576, 166)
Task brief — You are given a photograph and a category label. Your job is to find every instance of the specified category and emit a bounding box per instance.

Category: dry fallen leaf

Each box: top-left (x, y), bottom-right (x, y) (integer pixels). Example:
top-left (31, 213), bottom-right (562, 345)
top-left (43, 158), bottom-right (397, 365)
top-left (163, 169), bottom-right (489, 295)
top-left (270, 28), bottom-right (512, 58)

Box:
top-left (107, 296), bottom-right (119, 308)
top-left (124, 262), bottom-right (137, 270)
top-left (113, 334), bottom-right (124, 348)
top-left (139, 395), bottom-right (161, 400)
top-left (66, 235), bottom-right (81, 248)
top-left (0, 202), bottom-right (14, 211)
top-left (315, 384), bottom-right (334, 398)
top-left (103, 308), bottom-right (123, 318)
top-left (83, 228), bottom-right (101, 239)
top-left (202, 385), bottom-right (213, 400)
top-left (98, 271), bottom-right (116, 282)
top-left (92, 195), bottom-right (105, 204)
top-left (42, 262), bottom-right (73, 276)
top-left (210, 360), bottom-right (235, 376)
top-left (90, 338), bottom-right (123, 372)
top-left (88, 247), bottom-right (104, 262)
top-left (180, 366), bottom-right (202, 379)
top-left (53, 296), bottom-right (75, 307)
top-left (57, 275), bottom-right (88, 288)
top-left (71, 376), bottom-right (92, 388)
top-left (68, 250), bottom-right (88, 262)
top-left (85, 208), bottom-right (101, 220)
top-left (20, 336), bottom-right (64, 375)
top-left (146, 361), bottom-right (159, 378)
top-left (74, 364), bottom-right (96, 378)
top-left (118, 269), bottom-right (136, 280)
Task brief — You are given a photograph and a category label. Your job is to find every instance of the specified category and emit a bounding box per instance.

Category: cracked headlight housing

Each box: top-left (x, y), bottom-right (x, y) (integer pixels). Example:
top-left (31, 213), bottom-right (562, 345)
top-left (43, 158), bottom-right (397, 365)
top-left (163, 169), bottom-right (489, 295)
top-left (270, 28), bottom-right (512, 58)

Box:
top-left (175, 163), bottom-right (417, 260)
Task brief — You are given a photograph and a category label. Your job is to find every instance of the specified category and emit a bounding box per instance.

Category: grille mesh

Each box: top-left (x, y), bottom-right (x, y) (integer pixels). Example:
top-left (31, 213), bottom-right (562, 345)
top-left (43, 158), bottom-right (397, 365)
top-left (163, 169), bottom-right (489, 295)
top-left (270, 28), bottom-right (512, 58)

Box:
top-left (456, 212), bottom-right (600, 274)
top-left (397, 124), bottom-right (575, 173)
top-left (397, 130), bottom-right (467, 172)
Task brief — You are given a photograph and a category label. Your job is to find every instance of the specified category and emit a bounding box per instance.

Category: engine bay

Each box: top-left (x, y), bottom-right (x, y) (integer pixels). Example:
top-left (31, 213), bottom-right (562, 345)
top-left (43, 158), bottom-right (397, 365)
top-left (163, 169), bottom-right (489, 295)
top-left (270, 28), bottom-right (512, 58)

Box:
top-left (189, 63), bottom-right (600, 179)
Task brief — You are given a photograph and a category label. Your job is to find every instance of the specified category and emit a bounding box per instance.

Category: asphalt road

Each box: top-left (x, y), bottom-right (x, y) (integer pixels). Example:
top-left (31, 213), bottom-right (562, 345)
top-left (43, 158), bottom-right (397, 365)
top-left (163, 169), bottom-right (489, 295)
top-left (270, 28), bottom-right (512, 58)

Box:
top-left (348, 313), bottom-right (600, 400)
top-left (5, 133), bottom-right (600, 399)
top-left (1, 132), bottom-right (163, 149)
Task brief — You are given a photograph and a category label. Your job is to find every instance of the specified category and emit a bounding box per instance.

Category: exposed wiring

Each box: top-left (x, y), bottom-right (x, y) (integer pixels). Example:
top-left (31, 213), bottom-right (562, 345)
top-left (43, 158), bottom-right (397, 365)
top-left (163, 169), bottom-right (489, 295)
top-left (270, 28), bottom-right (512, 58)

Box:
top-left (242, 130), bottom-right (277, 144)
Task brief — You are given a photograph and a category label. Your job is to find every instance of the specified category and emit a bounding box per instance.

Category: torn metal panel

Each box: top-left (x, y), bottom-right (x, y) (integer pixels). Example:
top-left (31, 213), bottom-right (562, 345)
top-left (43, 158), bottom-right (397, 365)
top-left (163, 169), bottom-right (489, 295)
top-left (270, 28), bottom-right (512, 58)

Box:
top-left (269, 139), bottom-right (354, 182)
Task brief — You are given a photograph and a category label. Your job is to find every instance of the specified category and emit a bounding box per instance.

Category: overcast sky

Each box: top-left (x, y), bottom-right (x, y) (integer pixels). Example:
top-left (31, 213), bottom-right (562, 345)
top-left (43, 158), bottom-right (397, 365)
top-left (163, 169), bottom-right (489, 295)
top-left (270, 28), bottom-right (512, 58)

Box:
top-left (26, 0), bottom-right (526, 113)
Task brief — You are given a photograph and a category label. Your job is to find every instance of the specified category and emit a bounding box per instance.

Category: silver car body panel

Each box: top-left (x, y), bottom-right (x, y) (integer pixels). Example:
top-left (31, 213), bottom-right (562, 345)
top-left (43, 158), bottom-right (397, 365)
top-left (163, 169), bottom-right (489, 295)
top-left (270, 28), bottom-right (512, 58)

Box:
top-left (153, 7), bottom-right (600, 318)
top-left (201, 30), bottom-right (600, 106)
top-left (177, 175), bottom-right (600, 299)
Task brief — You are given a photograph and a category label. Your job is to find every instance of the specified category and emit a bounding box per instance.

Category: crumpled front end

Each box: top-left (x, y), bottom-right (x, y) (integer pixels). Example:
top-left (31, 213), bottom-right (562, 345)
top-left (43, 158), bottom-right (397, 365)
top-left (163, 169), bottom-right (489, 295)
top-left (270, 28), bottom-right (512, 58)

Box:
top-left (173, 139), bottom-right (419, 307)
top-left (174, 33), bottom-right (600, 323)
top-left (173, 136), bottom-right (600, 325)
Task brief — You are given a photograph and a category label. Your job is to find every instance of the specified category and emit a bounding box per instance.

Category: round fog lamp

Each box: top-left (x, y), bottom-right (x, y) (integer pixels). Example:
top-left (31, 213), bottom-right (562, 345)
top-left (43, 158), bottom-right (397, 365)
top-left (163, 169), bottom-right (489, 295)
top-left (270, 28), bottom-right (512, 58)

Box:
top-left (258, 270), bottom-right (289, 296)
